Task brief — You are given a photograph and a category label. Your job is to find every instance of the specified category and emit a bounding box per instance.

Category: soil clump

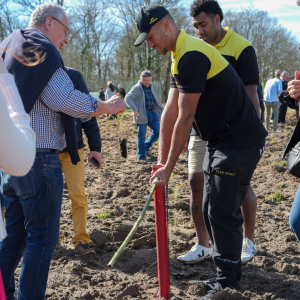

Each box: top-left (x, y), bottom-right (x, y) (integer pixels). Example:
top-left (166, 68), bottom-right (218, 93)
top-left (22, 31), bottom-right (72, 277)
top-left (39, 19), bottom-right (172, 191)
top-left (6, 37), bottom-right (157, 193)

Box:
top-left (12, 113), bottom-right (300, 299)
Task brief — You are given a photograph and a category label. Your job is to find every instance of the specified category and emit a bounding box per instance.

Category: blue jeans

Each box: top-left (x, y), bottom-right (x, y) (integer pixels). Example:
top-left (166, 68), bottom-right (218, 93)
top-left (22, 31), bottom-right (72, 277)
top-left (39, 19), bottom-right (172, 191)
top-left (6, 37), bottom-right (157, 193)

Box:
top-left (0, 152), bottom-right (63, 300)
top-left (290, 184), bottom-right (300, 243)
top-left (136, 110), bottom-right (160, 159)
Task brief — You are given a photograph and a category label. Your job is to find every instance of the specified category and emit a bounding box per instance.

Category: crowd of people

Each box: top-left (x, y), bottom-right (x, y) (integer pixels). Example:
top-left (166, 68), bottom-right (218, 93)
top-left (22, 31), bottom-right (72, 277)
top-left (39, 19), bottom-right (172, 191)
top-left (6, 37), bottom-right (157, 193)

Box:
top-left (1, 0), bottom-right (300, 299)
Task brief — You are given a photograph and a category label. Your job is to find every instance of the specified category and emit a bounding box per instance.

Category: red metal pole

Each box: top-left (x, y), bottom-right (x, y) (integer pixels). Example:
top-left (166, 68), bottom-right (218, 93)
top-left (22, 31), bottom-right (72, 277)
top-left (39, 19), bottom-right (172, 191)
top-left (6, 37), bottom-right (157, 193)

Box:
top-left (151, 165), bottom-right (170, 300)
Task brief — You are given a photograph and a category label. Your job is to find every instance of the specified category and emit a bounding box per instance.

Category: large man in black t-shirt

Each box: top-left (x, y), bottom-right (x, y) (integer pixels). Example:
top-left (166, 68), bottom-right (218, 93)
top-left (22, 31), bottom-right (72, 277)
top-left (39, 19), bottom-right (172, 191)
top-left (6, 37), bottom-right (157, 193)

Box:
top-left (133, 4), bottom-right (267, 298)
top-left (178, 0), bottom-right (262, 268)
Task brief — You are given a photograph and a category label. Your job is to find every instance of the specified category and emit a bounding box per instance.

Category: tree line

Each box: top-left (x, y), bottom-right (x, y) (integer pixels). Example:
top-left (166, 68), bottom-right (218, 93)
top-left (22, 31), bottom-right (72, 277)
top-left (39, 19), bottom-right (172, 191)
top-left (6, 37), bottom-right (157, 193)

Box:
top-left (0, 0), bottom-right (299, 101)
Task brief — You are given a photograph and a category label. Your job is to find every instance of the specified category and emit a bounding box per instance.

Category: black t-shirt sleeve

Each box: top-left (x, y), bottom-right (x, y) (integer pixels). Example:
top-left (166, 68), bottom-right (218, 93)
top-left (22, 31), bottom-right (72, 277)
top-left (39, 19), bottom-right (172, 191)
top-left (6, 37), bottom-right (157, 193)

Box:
top-left (176, 51), bottom-right (211, 94)
top-left (170, 72), bottom-right (177, 88)
top-left (237, 46), bottom-right (259, 86)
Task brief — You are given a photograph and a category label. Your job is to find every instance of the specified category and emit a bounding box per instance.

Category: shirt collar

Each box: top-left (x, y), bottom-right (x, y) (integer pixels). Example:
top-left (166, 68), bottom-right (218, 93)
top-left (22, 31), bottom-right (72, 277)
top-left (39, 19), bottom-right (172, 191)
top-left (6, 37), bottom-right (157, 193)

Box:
top-left (214, 27), bottom-right (233, 49)
top-left (172, 29), bottom-right (186, 62)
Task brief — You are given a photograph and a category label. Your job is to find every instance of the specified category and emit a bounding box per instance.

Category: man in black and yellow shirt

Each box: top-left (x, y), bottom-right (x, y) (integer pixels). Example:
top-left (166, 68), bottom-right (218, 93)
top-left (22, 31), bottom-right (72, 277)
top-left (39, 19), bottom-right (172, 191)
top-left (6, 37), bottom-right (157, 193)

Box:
top-left (177, 0), bottom-right (262, 268)
top-left (134, 4), bottom-right (267, 298)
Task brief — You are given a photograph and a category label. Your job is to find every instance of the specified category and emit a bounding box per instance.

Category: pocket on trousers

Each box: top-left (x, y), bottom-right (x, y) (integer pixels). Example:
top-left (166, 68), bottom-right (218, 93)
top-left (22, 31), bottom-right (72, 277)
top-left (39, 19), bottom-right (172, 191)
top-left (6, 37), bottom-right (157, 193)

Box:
top-left (9, 168), bottom-right (36, 199)
top-left (45, 154), bottom-right (61, 168)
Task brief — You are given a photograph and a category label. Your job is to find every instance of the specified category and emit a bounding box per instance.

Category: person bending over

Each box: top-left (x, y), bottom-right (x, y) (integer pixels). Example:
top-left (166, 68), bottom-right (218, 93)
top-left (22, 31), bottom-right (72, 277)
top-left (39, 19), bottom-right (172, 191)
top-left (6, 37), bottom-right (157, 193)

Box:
top-left (178, 0), bottom-right (262, 267)
top-left (133, 4), bottom-right (267, 298)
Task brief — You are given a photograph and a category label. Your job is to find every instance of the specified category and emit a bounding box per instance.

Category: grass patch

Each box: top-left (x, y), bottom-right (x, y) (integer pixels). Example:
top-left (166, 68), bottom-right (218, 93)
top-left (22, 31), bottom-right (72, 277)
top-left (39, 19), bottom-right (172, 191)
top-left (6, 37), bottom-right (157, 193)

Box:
top-left (172, 208), bottom-right (178, 228)
top-left (96, 210), bottom-right (113, 219)
top-left (107, 122), bottom-right (112, 127)
top-left (173, 183), bottom-right (180, 199)
top-left (272, 161), bottom-right (286, 172)
top-left (131, 129), bottom-right (135, 134)
top-left (270, 140), bottom-right (277, 145)
top-left (266, 192), bottom-right (286, 203)
top-left (278, 182), bottom-right (288, 189)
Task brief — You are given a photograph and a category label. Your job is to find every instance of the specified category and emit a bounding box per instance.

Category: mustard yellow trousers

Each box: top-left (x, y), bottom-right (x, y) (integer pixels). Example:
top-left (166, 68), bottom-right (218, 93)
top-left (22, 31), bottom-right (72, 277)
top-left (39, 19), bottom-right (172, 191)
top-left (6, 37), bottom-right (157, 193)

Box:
top-left (59, 148), bottom-right (90, 248)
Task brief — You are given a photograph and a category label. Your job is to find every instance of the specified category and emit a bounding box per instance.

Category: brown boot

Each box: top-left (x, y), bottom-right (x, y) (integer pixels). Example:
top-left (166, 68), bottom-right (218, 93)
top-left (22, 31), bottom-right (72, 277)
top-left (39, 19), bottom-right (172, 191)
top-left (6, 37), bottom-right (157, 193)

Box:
top-left (75, 242), bottom-right (95, 255)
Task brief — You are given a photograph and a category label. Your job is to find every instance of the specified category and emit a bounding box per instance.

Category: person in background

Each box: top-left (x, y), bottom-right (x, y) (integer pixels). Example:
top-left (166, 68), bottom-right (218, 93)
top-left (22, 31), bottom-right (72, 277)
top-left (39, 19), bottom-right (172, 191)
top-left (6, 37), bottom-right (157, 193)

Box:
top-left (105, 81), bottom-right (117, 119)
top-left (98, 86), bottom-right (105, 101)
top-left (0, 3), bottom-right (125, 299)
top-left (270, 69), bottom-right (282, 122)
top-left (125, 70), bottom-right (164, 162)
top-left (118, 84), bottom-right (126, 99)
top-left (57, 67), bottom-right (102, 255)
top-left (278, 71), bottom-right (289, 125)
top-left (264, 69), bottom-right (283, 133)
top-left (258, 74), bottom-right (265, 122)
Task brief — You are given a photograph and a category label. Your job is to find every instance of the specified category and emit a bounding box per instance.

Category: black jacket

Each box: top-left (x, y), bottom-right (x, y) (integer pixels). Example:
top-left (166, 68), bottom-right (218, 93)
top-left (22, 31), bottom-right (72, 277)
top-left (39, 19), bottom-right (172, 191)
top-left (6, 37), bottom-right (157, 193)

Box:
top-left (99, 90), bottom-right (105, 101)
top-left (63, 67), bottom-right (101, 153)
top-left (119, 88), bottom-right (126, 99)
top-left (279, 80), bottom-right (288, 103)
top-left (282, 94), bottom-right (300, 158)
top-left (257, 83), bottom-right (263, 101)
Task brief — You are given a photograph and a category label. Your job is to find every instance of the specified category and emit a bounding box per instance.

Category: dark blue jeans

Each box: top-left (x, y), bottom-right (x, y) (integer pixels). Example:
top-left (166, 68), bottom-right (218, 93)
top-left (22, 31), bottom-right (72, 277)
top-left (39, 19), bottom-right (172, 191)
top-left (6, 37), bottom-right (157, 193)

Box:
top-left (136, 110), bottom-right (160, 159)
top-left (290, 184), bottom-right (300, 243)
top-left (0, 152), bottom-right (63, 300)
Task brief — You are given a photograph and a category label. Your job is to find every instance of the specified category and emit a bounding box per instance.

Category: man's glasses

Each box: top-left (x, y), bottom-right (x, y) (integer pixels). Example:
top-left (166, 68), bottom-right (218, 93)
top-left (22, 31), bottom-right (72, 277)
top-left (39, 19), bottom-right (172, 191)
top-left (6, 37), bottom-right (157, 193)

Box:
top-left (52, 17), bottom-right (71, 37)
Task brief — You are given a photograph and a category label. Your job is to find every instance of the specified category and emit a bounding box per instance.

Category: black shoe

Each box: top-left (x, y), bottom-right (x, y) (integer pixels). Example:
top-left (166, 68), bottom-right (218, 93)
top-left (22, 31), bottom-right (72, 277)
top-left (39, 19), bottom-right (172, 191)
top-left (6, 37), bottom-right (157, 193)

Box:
top-left (198, 285), bottom-right (222, 299)
top-left (202, 275), bottom-right (218, 291)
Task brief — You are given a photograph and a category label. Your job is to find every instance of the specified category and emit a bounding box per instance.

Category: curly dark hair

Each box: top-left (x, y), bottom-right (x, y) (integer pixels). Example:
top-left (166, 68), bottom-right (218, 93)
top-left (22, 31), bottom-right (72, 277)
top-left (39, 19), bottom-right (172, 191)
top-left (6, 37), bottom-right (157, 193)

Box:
top-left (190, 0), bottom-right (223, 22)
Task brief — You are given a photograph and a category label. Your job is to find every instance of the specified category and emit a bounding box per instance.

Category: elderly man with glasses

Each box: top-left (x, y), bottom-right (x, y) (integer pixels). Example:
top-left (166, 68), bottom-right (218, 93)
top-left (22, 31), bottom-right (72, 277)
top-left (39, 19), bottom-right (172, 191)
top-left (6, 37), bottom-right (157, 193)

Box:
top-left (0, 3), bottom-right (125, 300)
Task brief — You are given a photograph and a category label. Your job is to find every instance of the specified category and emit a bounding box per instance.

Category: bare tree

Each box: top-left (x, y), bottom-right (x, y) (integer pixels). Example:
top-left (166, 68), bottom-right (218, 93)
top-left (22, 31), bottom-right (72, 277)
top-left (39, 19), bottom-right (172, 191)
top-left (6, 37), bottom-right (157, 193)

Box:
top-left (223, 6), bottom-right (300, 80)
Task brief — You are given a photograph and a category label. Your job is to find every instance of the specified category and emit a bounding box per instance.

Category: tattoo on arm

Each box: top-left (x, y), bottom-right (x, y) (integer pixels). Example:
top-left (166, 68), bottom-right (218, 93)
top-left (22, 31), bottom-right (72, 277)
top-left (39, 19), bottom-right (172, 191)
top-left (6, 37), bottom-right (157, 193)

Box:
top-left (192, 205), bottom-right (199, 215)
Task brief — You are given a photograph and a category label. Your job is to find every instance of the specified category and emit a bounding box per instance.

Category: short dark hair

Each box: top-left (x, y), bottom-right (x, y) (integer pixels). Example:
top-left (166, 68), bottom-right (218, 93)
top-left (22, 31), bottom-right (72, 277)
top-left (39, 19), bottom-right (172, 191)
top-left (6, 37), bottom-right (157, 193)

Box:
top-left (190, 0), bottom-right (223, 22)
top-left (101, 87), bottom-right (104, 90)
top-left (297, 0), bottom-right (300, 6)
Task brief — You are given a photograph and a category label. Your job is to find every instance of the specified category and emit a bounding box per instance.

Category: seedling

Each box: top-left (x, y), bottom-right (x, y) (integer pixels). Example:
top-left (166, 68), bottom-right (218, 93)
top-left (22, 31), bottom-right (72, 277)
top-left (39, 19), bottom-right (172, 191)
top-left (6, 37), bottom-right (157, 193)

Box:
top-left (172, 208), bottom-right (178, 228)
top-left (107, 122), bottom-right (112, 127)
top-left (270, 140), bottom-right (277, 145)
top-left (266, 192), bottom-right (286, 203)
top-left (278, 182), bottom-right (288, 189)
top-left (272, 161), bottom-right (286, 172)
top-left (96, 210), bottom-right (113, 219)
top-left (173, 184), bottom-right (180, 199)
top-left (131, 129), bottom-right (135, 135)
top-left (170, 171), bottom-right (175, 180)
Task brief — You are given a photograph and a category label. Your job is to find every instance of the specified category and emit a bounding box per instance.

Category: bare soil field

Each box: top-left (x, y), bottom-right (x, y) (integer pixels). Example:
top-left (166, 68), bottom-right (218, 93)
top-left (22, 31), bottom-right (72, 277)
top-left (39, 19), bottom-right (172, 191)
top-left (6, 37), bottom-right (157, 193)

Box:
top-left (15, 112), bottom-right (300, 300)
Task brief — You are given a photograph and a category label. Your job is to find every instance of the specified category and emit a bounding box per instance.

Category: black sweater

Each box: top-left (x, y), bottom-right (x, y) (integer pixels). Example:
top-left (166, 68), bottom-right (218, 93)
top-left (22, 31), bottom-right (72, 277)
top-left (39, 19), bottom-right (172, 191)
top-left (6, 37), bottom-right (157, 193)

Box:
top-left (282, 94), bottom-right (300, 158)
top-left (62, 67), bottom-right (101, 153)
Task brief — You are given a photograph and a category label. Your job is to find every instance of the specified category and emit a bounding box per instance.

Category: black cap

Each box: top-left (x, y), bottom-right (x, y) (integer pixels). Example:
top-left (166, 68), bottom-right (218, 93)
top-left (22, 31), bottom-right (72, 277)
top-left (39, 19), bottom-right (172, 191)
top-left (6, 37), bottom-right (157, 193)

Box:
top-left (134, 4), bottom-right (169, 47)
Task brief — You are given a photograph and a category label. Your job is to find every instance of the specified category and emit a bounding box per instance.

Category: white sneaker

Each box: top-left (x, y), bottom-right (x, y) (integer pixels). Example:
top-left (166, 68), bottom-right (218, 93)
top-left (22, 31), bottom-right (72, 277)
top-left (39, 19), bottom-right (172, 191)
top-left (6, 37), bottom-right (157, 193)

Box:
top-left (177, 241), bottom-right (212, 264)
top-left (241, 237), bottom-right (257, 264)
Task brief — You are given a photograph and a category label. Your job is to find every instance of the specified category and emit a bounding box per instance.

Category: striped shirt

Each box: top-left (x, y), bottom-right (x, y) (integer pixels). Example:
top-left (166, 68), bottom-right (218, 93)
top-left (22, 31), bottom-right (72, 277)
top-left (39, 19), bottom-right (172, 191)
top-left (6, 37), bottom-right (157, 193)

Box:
top-left (30, 68), bottom-right (99, 150)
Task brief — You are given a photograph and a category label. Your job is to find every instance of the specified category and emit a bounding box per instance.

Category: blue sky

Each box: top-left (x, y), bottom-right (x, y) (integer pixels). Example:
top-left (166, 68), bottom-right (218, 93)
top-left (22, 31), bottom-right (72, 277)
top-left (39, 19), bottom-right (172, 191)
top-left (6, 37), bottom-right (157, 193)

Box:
top-left (217, 0), bottom-right (300, 41)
